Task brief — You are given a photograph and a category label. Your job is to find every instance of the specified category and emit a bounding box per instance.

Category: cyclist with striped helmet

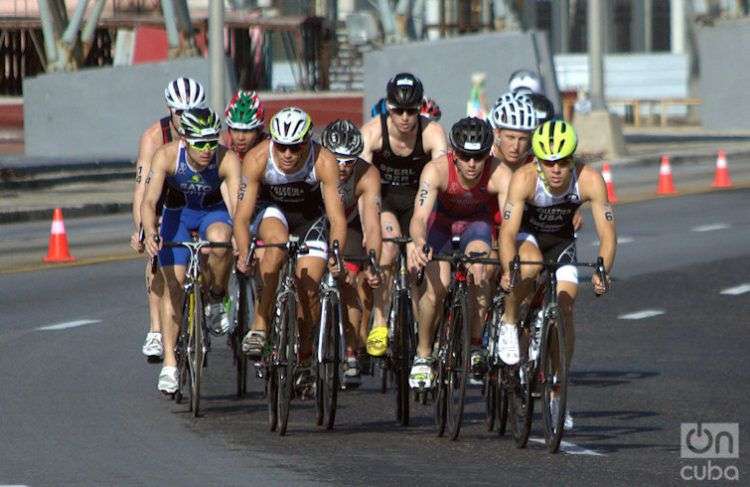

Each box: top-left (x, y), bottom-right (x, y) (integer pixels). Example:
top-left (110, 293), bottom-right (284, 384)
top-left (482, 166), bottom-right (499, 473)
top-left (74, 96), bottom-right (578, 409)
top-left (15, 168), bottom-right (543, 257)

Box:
top-left (142, 107), bottom-right (242, 395)
top-left (499, 120), bottom-right (617, 430)
top-left (234, 107), bottom-right (347, 394)
top-left (223, 90), bottom-right (268, 159)
top-left (132, 77), bottom-right (207, 363)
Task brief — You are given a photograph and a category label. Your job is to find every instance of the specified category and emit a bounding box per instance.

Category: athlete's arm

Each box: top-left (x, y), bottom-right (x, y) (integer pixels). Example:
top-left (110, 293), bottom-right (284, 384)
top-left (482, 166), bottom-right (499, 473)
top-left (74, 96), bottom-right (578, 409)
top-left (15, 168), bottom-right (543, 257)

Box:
top-left (422, 121), bottom-right (448, 159)
top-left (319, 150), bottom-right (348, 257)
top-left (356, 164), bottom-right (383, 264)
top-left (359, 118), bottom-right (381, 163)
top-left (499, 167), bottom-right (533, 279)
top-left (131, 125), bottom-right (161, 249)
top-left (234, 145), bottom-right (265, 273)
top-left (141, 145), bottom-right (171, 258)
top-left (582, 166), bottom-right (617, 293)
top-left (409, 161), bottom-right (440, 269)
top-left (218, 148), bottom-right (242, 217)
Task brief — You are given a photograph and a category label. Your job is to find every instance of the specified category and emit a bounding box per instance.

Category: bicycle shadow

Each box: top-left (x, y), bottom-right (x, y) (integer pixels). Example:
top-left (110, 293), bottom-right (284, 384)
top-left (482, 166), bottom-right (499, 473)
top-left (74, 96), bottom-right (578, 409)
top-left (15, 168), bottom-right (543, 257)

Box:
top-left (570, 369), bottom-right (659, 388)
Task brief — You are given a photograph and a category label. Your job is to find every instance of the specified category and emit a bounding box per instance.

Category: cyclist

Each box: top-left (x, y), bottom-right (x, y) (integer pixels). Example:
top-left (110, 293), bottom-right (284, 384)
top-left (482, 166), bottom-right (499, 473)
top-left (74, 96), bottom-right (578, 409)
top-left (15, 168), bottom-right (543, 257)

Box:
top-left (142, 107), bottom-right (242, 394)
top-left (320, 119), bottom-right (383, 387)
top-left (508, 68), bottom-right (544, 96)
top-left (360, 72), bottom-right (448, 357)
top-left (420, 97), bottom-right (442, 122)
top-left (489, 93), bottom-right (538, 172)
top-left (408, 117), bottom-right (503, 389)
top-left (223, 90), bottom-right (267, 159)
top-left (131, 77), bottom-right (207, 362)
top-left (499, 120), bottom-right (616, 429)
top-left (234, 107), bottom-right (347, 393)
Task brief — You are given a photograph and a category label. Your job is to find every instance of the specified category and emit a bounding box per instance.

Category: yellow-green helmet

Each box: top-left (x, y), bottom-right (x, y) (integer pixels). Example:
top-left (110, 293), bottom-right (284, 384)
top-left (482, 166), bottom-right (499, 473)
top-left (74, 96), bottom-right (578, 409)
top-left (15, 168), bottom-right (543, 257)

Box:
top-left (531, 120), bottom-right (578, 161)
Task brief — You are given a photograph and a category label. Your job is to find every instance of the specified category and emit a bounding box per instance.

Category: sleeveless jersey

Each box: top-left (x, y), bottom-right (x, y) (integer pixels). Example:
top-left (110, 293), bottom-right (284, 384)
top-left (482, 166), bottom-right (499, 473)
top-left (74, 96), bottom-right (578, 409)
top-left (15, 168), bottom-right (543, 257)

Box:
top-left (521, 164), bottom-right (583, 239)
top-left (372, 114), bottom-right (430, 191)
top-left (434, 152), bottom-right (497, 224)
top-left (258, 141), bottom-right (324, 225)
top-left (337, 158), bottom-right (369, 224)
top-left (164, 142), bottom-right (223, 210)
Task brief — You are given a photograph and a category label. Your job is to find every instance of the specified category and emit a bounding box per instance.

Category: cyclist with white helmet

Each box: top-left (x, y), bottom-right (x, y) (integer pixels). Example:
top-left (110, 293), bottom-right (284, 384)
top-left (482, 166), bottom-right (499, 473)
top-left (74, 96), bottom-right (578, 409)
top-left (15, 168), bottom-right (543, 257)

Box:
top-left (223, 90), bottom-right (267, 159)
top-left (360, 72), bottom-right (448, 358)
top-left (142, 107), bottom-right (242, 394)
top-left (131, 77), bottom-right (206, 362)
top-left (234, 107), bottom-right (347, 392)
top-left (408, 117), bottom-right (505, 388)
top-left (489, 93), bottom-right (538, 172)
top-left (500, 120), bottom-right (616, 429)
top-left (508, 68), bottom-right (544, 96)
top-left (320, 119), bottom-right (383, 387)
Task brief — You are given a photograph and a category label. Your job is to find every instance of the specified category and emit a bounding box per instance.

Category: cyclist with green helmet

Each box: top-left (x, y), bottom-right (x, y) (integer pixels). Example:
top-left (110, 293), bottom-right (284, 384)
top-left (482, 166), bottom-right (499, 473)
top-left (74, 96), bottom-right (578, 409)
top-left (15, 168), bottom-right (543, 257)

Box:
top-left (499, 120), bottom-right (617, 430)
top-left (142, 107), bottom-right (242, 395)
top-left (223, 90), bottom-right (268, 159)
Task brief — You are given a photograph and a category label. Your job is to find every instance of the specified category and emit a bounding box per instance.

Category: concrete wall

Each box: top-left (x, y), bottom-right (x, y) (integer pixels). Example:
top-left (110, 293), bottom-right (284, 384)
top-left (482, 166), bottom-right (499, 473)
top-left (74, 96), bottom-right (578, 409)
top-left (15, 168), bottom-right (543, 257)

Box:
top-left (23, 57), bottom-right (237, 160)
top-left (697, 21), bottom-right (750, 131)
top-left (362, 31), bottom-right (560, 128)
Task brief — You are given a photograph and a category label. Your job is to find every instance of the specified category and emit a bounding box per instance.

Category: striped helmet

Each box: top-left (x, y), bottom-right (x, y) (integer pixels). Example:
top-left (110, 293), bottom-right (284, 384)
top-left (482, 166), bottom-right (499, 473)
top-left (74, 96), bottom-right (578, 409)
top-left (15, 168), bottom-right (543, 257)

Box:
top-left (180, 107), bottom-right (222, 142)
top-left (270, 107), bottom-right (312, 144)
top-left (164, 77), bottom-right (207, 111)
top-left (531, 120), bottom-right (578, 162)
top-left (490, 96), bottom-right (538, 131)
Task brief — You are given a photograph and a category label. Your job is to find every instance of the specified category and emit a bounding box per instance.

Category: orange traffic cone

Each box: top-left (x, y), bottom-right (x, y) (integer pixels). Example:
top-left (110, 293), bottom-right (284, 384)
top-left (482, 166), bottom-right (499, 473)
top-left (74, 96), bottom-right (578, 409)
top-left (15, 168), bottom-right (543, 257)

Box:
top-left (711, 149), bottom-right (733, 189)
top-left (656, 155), bottom-right (677, 195)
top-left (601, 162), bottom-right (618, 204)
top-left (43, 208), bottom-right (76, 263)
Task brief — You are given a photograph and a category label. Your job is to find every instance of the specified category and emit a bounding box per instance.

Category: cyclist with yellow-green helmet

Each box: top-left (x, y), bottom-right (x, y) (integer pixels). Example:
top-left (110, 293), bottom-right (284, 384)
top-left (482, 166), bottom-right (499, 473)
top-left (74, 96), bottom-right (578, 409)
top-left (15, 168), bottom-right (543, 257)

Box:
top-left (223, 90), bottom-right (268, 159)
top-left (499, 120), bottom-right (617, 431)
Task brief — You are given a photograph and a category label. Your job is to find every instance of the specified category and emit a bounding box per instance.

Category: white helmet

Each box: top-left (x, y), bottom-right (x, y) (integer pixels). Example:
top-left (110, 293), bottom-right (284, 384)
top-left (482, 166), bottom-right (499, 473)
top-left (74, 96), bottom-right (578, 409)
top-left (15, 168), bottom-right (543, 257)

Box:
top-left (495, 91), bottom-right (530, 108)
top-left (270, 107), bottom-right (313, 144)
top-left (164, 77), bottom-right (207, 111)
top-left (490, 97), bottom-right (538, 131)
top-left (508, 69), bottom-right (544, 95)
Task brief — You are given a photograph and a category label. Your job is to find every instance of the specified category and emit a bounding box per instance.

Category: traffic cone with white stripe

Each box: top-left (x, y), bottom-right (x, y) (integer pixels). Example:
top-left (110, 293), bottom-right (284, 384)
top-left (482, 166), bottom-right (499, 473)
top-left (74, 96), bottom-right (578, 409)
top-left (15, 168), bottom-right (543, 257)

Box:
top-left (601, 162), bottom-right (618, 204)
top-left (43, 208), bottom-right (76, 263)
top-left (656, 155), bottom-right (677, 195)
top-left (711, 149), bottom-right (733, 189)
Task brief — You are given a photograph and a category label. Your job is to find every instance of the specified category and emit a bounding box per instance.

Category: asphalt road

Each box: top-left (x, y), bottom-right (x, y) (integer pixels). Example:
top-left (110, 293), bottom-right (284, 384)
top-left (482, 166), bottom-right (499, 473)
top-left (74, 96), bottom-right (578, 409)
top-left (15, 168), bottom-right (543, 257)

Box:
top-left (1, 189), bottom-right (749, 486)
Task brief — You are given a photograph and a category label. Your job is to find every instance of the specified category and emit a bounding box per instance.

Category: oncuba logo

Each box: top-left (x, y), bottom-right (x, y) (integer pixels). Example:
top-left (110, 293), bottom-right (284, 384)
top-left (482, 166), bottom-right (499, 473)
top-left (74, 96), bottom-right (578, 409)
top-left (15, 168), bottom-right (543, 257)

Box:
top-left (680, 423), bottom-right (740, 481)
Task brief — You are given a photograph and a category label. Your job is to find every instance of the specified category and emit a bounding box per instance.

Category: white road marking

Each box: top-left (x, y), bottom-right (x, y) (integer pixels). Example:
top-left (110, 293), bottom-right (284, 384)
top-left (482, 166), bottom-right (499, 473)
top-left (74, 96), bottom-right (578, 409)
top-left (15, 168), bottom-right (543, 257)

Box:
top-left (592, 236), bottom-right (634, 246)
top-left (529, 438), bottom-right (605, 456)
top-left (720, 283), bottom-right (750, 296)
top-left (36, 319), bottom-right (102, 331)
top-left (618, 310), bottom-right (665, 320)
top-left (691, 223), bottom-right (730, 232)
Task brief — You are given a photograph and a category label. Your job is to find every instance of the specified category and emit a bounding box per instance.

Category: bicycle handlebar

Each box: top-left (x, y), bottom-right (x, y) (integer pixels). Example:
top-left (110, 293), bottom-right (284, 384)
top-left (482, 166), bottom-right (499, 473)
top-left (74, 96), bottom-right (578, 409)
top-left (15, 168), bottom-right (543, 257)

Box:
top-left (162, 241), bottom-right (232, 249)
top-left (343, 249), bottom-right (381, 275)
top-left (509, 255), bottom-right (609, 295)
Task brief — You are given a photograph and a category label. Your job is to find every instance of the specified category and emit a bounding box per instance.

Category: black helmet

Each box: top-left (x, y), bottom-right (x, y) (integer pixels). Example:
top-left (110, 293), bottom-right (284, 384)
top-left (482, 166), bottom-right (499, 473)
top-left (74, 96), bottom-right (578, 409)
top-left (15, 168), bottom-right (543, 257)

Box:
top-left (449, 117), bottom-right (494, 157)
top-left (321, 119), bottom-right (364, 157)
top-left (386, 73), bottom-right (424, 108)
top-left (528, 93), bottom-right (555, 124)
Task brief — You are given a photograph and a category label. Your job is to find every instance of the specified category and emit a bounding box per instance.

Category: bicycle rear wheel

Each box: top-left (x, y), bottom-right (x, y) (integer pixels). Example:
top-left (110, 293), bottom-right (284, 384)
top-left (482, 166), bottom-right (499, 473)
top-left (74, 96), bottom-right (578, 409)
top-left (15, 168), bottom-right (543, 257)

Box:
top-left (277, 296), bottom-right (297, 436)
top-left (189, 284), bottom-right (205, 417)
top-left (508, 362), bottom-right (533, 447)
top-left (174, 293), bottom-right (191, 405)
top-left (232, 273), bottom-right (251, 398)
top-left (446, 293), bottom-right (470, 440)
top-left (395, 292), bottom-right (413, 427)
top-left (433, 316), bottom-right (448, 437)
top-left (541, 313), bottom-right (568, 453)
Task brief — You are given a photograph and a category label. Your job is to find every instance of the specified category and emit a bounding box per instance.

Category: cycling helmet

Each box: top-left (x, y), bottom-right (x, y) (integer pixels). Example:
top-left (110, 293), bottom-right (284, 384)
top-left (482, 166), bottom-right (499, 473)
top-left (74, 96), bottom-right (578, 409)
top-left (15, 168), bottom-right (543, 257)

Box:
top-left (225, 90), bottom-right (264, 130)
top-left (531, 120), bottom-right (578, 162)
top-left (449, 117), bottom-right (494, 157)
top-left (370, 97), bottom-right (388, 118)
top-left (495, 91), bottom-right (530, 108)
top-left (386, 72), bottom-right (424, 108)
top-left (321, 119), bottom-right (364, 157)
top-left (164, 77), bottom-right (207, 111)
top-left (508, 69), bottom-right (543, 95)
top-left (527, 93), bottom-right (555, 124)
top-left (420, 97), bottom-right (442, 122)
top-left (269, 107), bottom-right (313, 144)
top-left (489, 97), bottom-right (537, 131)
top-left (180, 107), bottom-right (222, 141)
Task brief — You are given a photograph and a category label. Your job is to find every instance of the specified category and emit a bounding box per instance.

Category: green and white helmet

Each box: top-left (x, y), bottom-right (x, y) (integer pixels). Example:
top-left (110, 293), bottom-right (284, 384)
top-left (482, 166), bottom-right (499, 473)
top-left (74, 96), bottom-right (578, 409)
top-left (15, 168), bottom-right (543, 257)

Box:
top-left (270, 107), bottom-right (312, 144)
top-left (225, 90), bottom-right (264, 130)
top-left (180, 107), bottom-right (222, 141)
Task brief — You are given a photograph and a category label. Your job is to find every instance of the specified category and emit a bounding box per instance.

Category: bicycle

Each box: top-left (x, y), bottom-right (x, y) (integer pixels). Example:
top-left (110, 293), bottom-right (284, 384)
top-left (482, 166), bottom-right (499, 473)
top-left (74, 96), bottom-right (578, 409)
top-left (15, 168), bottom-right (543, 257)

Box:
top-left (425, 236), bottom-right (500, 440)
top-left (245, 235), bottom-right (308, 436)
top-left (163, 238), bottom-right (232, 417)
top-left (482, 287), bottom-right (509, 436)
top-left (503, 255), bottom-right (609, 452)
top-left (227, 266), bottom-right (255, 398)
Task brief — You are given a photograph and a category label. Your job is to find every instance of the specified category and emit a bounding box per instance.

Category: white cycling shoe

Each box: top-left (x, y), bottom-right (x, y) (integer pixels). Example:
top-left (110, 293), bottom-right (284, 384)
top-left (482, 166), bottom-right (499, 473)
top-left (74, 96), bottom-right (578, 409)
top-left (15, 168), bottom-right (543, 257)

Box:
top-left (205, 301), bottom-right (231, 336)
top-left (549, 395), bottom-right (574, 432)
top-left (498, 323), bottom-right (520, 365)
top-left (158, 366), bottom-right (179, 394)
top-left (409, 356), bottom-right (435, 389)
top-left (142, 332), bottom-right (163, 361)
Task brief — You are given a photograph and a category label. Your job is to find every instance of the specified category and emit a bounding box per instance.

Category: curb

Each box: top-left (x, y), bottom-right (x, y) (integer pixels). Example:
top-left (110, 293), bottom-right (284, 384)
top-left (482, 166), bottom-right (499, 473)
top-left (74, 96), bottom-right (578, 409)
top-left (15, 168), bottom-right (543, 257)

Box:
top-left (599, 149), bottom-right (750, 168)
top-left (0, 203), bottom-right (130, 224)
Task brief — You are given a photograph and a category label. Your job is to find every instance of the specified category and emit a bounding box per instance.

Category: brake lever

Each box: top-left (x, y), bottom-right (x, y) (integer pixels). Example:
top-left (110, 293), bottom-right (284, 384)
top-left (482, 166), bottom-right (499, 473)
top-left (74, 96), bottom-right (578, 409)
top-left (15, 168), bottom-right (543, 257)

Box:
top-left (415, 244), bottom-right (430, 286)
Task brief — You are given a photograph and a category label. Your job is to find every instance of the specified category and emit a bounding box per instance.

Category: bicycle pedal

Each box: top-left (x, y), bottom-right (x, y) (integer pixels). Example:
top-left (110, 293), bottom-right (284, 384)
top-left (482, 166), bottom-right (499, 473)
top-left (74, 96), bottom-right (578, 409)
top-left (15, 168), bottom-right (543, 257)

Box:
top-left (253, 363), bottom-right (264, 379)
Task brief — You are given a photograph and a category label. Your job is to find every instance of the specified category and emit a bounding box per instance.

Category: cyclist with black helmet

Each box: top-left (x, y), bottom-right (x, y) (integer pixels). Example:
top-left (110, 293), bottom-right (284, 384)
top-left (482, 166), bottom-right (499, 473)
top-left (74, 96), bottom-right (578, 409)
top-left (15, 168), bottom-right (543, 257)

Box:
top-left (320, 119), bottom-right (383, 386)
top-left (499, 120), bottom-right (616, 429)
top-left (223, 90), bottom-right (268, 159)
top-left (360, 72), bottom-right (448, 357)
top-left (234, 107), bottom-right (347, 393)
top-left (142, 107), bottom-right (242, 394)
top-left (132, 77), bottom-right (207, 362)
top-left (408, 117), bottom-right (505, 389)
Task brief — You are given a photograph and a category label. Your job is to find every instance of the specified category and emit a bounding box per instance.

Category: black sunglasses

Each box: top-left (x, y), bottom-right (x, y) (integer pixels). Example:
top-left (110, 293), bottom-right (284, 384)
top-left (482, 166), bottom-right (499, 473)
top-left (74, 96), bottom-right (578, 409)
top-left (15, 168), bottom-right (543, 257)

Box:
top-left (539, 157), bottom-right (573, 168)
top-left (390, 107), bottom-right (419, 116)
top-left (276, 142), bottom-right (305, 153)
top-left (172, 109), bottom-right (184, 116)
top-left (455, 149), bottom-right (490, 162)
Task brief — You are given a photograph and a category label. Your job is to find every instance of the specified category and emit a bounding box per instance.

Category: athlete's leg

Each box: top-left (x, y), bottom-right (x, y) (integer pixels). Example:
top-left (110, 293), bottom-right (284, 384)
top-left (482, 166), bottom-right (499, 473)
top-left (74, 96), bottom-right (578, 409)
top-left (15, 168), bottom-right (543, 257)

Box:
top-left (371, 211), bottom-right (400, 327)
top-left (203, 221), bottom-right (233, 296)
top-left (253, 217), bottom-right (288, 334)
top-left (502, 238), bottom-right (542, 324)
top-left (296, 255), bottom-right (327, 361)
top-left (341, 268), bottom-right (363, 353)
top-left (557, 279), bottom-right (578, 368)
top-left (159, 264), bottom-right (187, 368)
top-left (355, 272), bottom-right (373, 349)
top-left (465, 239), bottom-right (493, 344)
top-left (415, 260), bottom-right (450, 358)
top-left (146, 261), bottom-right (163, 333)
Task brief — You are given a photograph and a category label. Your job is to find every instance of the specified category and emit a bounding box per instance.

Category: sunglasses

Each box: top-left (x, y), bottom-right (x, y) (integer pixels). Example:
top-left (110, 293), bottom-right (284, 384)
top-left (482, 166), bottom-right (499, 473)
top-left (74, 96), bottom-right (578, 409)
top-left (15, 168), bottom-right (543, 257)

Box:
top-left (390, 107), bottom-right (419, 116)
top-left (276, 142), bottom-right (305, 153)
top-left (172, 109), bottom-right (184, 116)
top-left (188, 140), bottom-right (219, 152)
top-left (455, 150), bottom-right (490, 162)
top-left (336, 157), bottom-right (357, 166)
top-left (539, 157), bottom-right (573, 168)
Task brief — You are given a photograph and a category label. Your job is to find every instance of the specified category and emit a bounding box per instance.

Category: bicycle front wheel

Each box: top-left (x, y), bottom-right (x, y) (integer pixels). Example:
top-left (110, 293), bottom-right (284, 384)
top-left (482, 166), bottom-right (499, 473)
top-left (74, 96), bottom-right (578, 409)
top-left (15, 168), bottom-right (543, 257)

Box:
top-left (395, 292), bottom-right (414, 427)
top-left (446, 293), bottom-right (470, 441)
top-left (322, 295), bottom-right (341, 430)
top-left (277, 296), bottom-right (298, 436)
top-left (433, 315), bottom-right (448, 437)
top-left (541, 313), bottom-right (568, 453)
top-left (189, 283), bottom-right (205, 417)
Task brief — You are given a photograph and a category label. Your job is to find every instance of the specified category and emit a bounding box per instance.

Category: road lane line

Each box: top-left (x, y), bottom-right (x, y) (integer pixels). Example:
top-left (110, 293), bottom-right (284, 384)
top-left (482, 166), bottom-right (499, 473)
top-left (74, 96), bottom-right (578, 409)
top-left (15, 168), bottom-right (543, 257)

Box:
top-left (529, 438), bottom-right (605, 456)
top-left (691, 223), bottom-right (730, 232)
top-left (36, 319), bottom-right (102, 331)
top-left (618, 310), bottom-right (665, 320)
top-left (592, 236), bottom-right (634, 246)
top-left (720, 283), bottom-right (750, 296)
